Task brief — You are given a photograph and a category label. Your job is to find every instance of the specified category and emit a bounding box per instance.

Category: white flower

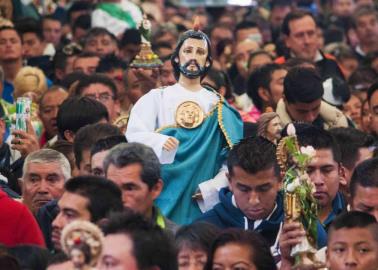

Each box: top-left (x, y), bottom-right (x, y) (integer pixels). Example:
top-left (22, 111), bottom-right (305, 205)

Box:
top-left (286, 177), bottom-right (301, 192)
top-left (287, 123), bottom-right (296, 136)
top-left (300, 146), bottom-right (316, 158)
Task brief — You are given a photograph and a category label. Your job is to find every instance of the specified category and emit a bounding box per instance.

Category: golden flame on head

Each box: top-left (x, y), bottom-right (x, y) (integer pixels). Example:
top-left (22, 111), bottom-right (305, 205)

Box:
top-left (193, 16), bottom-right (200, 31)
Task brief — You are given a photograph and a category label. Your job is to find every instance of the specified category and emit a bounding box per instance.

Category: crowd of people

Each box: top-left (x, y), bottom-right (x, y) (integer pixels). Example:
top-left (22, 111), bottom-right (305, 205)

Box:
top-left (0, 0), bottom-right (378, 269)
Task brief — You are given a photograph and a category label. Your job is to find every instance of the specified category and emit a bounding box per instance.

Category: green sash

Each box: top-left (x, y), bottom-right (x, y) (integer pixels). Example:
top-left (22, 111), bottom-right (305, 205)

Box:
top-left (155, 98), bottom-right (243, 224)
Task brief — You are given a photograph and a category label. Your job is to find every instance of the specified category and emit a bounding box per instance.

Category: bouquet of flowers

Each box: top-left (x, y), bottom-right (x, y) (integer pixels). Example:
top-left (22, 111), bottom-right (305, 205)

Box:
top-left (277, 124), bottom-right (322, 268)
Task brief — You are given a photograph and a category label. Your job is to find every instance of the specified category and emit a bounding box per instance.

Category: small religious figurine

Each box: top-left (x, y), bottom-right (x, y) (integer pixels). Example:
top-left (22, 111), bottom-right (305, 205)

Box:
top-left (257, 112), bottom-right (283, 144)
top-left (277, 124), bottom-right (324, 269)
top-left (61, 220), bottom-right (104, 270)
top-left (126, 17), bottom-right (243, 224)
top-left (129, 15), bottom-right (163, 69)
top-left (13, 66), bottom-right (48, 102)
top-left (11, 66), bottom-right (47, 137)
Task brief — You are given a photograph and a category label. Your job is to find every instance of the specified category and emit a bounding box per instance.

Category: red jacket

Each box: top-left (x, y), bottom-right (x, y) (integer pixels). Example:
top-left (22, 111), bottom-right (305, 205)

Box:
top-left (0, 189), bottom-right (45, 247)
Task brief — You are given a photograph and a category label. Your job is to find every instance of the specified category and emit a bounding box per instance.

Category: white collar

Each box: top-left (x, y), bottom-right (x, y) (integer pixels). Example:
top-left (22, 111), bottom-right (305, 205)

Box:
top-left (355, 45), bottom-right (366, 57)
top-left (314, 50), bottom-right (323, 62)
top-left (232, 195), bottom-right (278, 230)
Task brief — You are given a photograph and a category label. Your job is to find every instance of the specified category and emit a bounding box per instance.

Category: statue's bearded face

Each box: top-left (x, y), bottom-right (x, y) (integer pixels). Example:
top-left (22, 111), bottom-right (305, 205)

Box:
top-left (176, 38), bottom-right (209, 79)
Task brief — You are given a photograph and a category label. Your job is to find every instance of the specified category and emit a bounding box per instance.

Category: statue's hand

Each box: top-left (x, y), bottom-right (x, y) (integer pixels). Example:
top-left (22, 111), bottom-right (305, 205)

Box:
top-left (163, 137), bottom-right (179, 151)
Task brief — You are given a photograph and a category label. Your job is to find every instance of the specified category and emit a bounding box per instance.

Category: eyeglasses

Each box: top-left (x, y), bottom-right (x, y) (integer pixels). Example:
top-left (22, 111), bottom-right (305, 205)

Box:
top-left (62, 43), bottom-right (83, 56)
top-left (84, 93), bottom-right (115, 103)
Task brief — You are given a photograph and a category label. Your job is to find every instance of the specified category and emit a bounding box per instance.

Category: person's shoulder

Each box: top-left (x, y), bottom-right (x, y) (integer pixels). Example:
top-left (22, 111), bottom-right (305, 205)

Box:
top-left (137, 87), bottom-right (166, 101)
top-left (320, 101), bottom-right (348, 128)
top-left (196, 207), bottom-right (224, 227)
top-left (0, 193), bottom-right (30, 219)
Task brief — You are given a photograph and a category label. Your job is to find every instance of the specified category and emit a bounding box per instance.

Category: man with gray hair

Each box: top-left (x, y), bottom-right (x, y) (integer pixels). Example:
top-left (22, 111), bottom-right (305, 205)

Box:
top-left (104, 142), bottom-right (178, 234)
top-left (22, 148), bottom-right (71, 214)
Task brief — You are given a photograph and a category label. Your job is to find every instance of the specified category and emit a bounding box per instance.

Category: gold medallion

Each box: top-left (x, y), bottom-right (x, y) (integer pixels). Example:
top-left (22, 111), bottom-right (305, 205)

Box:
top-left (175, 101), bottom-right (204, 129)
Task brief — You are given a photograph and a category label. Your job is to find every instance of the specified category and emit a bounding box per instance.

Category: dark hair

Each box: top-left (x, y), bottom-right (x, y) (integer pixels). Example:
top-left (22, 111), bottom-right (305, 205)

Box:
top-left (171, 30), bottom-right (212, 80)
top-left (84, 27), bottom-right (118, 48)
top-left (350, 158), bottom-right (378, 199)
top-left (0, 248), bottom-right (20, 270)
top-left (329, 128), bottom-right (375, 170)
top-left (90, 135), bottom-right (127, 157)
top-left (72, 14), bottom-right (91, 34)
top-left (39, 86), bottom-right (67, 107)
top-left (42, 15), bottom-right (62, 25)
top-left (175, 222), bottom-right (220, 252)
top-left (205, 229), bottom-right (277, 270)
top-left (227, 136), bottom-right (280, 178)
top-left (8, 245), bottom-right (49, 270)
top-left (64, 176), bottom-right (123, 222)
top-left (49, 140), bottom-right (75, 171)
top-left (68, 1), bottom-right (92, 22)
top-left (59, 71), bottom-right (87, 90)
top-left (74, 73), bottom-right (118, 99)
top-left (284, 67), bottom-right (324, 104)
top-left (0, 26), bottom-right (21, 40)
top-left (352, 5), bottom-right (378, 28)
top-left (202, 68), bottom-right (234, 100)
top-left (294, 124), bottom-right (342, 162)
top-left (120, 28), bottom-right (141, 47)
top-left (104, 143), bottom-right (161, 189)
top-left (235, 20), bottom-right (259, 32)
top-left (56, 97), bottom-right (109, 139)
top-left (247, 63), bottom-right (285, 111)
top-left (284, 58), bottom-right (316, 69)
top-left (348, 67), bottom-right (376, 93)
top-left (368, 81), bottom-right (378, 105)
top-left (248, 50), bottom-right (273, 69)
top-left (53, 51), bottom-right (71, 75)
top-left (15, 18), bottom-right (43, 41)
top-left (270, 0), bottom-right (292, 9)
top-left (328, 211), bottom-right (378, 242)
top-left (153, 42), bottom-right (173, 52)
top-left (46, 252), bottom-right (69, 267)
top-left (282, 10), bottom-right (315, 36)
top-left (74, 123), bottom-right (122, 169)
top-left (75, 51), bottom-right (99, 60)
top-left (208, 23), bottom-right (232, 39)
top-left (103, 210), bottom-right (178, 270)
top-left (96, 55), bottom-right (127, 73)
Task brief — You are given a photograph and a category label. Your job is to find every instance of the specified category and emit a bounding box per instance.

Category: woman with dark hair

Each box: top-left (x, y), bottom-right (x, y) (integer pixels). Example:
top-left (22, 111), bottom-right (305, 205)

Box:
top-left (205, 229), bottom-right (277, 270)
top-left (0, 245), bottom-right (20, 270)
top-left (176, 222), bottom-right (220, 270)
top-left (8, 245), bottom-right (50, 270)
top-left (202, 68), bottom-right (234, 101)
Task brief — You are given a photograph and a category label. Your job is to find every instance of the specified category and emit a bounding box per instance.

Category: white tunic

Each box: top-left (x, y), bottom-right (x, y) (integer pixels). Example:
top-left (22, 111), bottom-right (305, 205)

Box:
top-left (126, 83), bottom-right (218, 164)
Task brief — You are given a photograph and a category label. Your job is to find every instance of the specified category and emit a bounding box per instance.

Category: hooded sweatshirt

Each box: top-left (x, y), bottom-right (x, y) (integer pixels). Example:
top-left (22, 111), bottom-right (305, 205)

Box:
top-left (198, 187), bottom-right (284, 247)
top-left (197, 187), bottom-right (327, 249)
